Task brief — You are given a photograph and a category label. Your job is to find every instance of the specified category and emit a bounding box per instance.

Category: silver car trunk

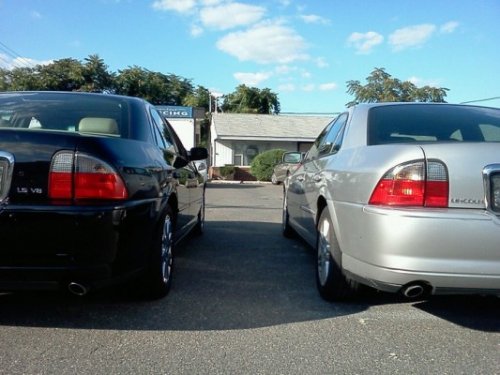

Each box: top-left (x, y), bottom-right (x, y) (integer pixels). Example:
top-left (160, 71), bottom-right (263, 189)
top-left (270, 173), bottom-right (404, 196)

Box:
top-left (419, 142), bottom-right (500, 210)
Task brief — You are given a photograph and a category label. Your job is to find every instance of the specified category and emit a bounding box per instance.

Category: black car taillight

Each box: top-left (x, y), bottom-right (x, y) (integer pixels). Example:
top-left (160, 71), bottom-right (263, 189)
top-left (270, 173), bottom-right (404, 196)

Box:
top-left (49, 151), bottom-right (128, 200)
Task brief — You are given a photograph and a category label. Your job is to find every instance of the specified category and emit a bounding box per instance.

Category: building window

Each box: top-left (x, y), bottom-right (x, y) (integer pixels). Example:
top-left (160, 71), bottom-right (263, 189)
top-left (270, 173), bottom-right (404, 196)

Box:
top-left (234, 154), bottom-right (243, 166)
top-left (246, 146), bottom-right (259, 165)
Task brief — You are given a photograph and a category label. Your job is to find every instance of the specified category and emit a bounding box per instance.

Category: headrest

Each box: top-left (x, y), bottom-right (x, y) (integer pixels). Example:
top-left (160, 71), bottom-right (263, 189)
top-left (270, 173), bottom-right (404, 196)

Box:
top-left (78, 117), bottom-right (119, 135)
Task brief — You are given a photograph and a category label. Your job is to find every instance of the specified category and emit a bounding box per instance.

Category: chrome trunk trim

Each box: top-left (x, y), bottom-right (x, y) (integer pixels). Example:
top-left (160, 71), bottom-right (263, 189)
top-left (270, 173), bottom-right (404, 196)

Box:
top-left (482, 164), bottom-right (500, 214)
top-left (0, 151), bottom-right (14, 203)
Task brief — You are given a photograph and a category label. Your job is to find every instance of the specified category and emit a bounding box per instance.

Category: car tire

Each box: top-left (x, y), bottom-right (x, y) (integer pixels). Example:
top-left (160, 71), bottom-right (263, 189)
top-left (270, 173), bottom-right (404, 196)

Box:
top-left (271, 172), bottom-right (279, 185)
top-left (282, 189), bottom-right (294, 238)
top-left (316, 208), bottom-right (359, 301)
top-left (139, 205), bottom-right (174, 299)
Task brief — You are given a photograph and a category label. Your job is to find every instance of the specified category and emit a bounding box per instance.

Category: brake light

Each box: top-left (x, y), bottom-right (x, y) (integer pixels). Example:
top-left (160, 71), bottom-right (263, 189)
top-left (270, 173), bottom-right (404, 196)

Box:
top-left (49, 152), bottom-right (74, 199)
top-left (369, 160), bottom-right (448, 207)
top-left (49, 151), bottom-right (128, 200)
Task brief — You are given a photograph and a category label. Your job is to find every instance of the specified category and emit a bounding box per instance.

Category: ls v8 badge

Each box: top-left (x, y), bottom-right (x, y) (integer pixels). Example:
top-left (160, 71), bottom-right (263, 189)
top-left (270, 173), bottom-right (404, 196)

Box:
top-left (17, 187), bottom-right (43, 194)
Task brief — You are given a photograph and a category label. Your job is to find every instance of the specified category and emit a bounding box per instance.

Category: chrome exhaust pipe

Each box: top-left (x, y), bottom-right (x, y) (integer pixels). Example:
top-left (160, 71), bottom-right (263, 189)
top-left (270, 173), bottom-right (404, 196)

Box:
top-left (401, 283), bottom-right (429, 299)
top-left (67, 282), bottom-right (89, 296)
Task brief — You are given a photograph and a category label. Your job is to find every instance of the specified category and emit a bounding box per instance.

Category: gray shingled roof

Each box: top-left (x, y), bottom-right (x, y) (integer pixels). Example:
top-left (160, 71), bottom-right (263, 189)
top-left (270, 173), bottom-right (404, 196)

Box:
top-left (212, 113), bottom-right (333, 141)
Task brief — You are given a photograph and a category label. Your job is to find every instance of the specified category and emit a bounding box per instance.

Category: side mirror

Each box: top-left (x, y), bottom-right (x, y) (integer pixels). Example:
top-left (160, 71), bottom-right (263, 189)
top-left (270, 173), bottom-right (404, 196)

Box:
top-left (189, 147), bottom-right (208, 161)
top-left (282, 151), bottom-right (302, 164)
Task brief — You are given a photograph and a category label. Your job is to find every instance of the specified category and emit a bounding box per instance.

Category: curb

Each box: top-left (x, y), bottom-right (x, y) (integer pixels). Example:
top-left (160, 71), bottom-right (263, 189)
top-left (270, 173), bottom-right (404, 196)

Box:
top-left (207, 180), bottom-right (272, 185)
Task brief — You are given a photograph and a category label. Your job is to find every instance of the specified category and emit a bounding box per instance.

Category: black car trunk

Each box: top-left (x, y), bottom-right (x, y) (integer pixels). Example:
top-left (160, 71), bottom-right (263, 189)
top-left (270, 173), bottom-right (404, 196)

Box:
top-left (0, 128), bottom-right (79, 204)
top-left (0, 129), bottom-right (84, 266)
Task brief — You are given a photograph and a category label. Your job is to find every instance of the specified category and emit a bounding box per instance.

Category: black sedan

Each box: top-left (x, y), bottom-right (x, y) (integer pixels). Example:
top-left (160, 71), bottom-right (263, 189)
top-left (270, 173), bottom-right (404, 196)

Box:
top-left (0, 91), bottom-right (208, 299)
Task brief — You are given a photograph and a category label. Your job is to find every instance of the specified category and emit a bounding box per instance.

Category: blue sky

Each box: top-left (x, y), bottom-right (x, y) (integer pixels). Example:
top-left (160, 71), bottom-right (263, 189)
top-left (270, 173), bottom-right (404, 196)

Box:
top-left (1, 0), bottom-right (499, 112)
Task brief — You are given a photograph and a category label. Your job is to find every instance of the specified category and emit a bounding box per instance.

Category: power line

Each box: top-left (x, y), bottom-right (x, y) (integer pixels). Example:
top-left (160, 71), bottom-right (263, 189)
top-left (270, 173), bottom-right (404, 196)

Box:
top-left (0, 54), bottom-right (14, 68)
top-left (460, 96), bottom-right (500, 104)
top-left (0, 40), bottom-right (34, 69)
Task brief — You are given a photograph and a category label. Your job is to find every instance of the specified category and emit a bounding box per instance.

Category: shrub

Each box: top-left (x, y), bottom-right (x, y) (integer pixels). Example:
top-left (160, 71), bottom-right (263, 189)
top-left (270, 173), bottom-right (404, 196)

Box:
top-left (219, 165), bottom-right (236, 179)
top-left (250, 149), bottom-right (286, 181)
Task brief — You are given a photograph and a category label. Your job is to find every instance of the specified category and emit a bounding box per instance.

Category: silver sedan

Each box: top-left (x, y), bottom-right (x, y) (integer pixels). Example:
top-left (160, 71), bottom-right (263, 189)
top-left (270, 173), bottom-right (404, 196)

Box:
top-left (271, 151), bottom-right (302, 185)
top-left (282, 102), bottom-right (500, 301)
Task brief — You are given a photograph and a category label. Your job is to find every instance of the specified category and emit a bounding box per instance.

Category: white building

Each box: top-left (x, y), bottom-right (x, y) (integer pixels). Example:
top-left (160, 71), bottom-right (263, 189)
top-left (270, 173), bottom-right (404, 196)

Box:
top-left (210, 113), bottom-right (333, 167)
top-left (157, 106), bottom-right (205, 150)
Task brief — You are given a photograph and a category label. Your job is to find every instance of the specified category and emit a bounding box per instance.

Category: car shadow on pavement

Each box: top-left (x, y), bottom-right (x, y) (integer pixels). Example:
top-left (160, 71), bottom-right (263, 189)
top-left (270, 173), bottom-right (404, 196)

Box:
top-left (0, 221), bottom-right (368, 331)
top-left (411, 296), bottom-right (500, 332)
top-left (0, 220), bottom-right (497, 332)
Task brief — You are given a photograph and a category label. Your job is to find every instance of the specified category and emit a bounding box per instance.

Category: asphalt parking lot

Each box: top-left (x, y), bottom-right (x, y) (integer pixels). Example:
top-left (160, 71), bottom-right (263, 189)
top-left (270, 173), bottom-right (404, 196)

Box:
top-left (0, 183), bottom-right (498, 374)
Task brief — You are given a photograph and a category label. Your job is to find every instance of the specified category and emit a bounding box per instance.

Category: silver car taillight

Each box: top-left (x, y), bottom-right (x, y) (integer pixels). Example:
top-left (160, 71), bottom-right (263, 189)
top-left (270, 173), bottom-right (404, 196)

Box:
top-left (369, 159), bottom-right (448, 207)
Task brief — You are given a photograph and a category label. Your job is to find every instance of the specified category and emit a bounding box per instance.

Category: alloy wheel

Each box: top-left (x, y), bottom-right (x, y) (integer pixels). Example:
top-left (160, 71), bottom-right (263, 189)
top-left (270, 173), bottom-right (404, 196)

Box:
top-left (161, 214), bottom-right (173, 284)
top-left (317, 217), bottom-right (331, 286)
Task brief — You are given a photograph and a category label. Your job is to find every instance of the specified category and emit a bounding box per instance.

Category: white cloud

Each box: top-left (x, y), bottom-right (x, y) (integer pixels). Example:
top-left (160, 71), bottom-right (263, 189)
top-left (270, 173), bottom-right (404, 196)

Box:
top-left (302, 84), bottom-right (315, 92)
top-left (408, 76), bottom-right (420, 85)
top-left (275, 65), bottom-right (298, 75)
top-left (233, 71), bottom-right (272, 86)
top-left (209, 88), bottom-right (224, 98)
top-left (408, 76), bottom-right (441, 87)
top-left (300, 14), bottom-right (330, 25)
top-left (347, 31), bottom-right (384, 54)
top-left (315, 57), bottom-right (329, 68)
top-left (31, 11), bottom-right (42, 19)
top-left (200, 0), bottom-right (224, 5)
top-left (152, 0), bottom-right (196, 13)
top-left (440, 21), bottom-right (459, 34)
top-left (301, 70), bottom-right (311, 79)
top-left (278, 83), bottom-right (295, 92)
top-left (319, 82), bottom-right (338, 91)
top-left (0, 54), bottom-right (53, 69)
top-left (389, 24), bottom-right (436, 51)
top-left (190, 24), bottom-right (204, 37)
top-left (200, 3), bottom-right (266, 30)
top-left (216, 21), bottom-right (308, 64)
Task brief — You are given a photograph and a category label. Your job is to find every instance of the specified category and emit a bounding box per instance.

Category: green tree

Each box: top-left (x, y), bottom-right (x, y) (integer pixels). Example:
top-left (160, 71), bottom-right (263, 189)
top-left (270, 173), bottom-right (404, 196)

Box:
top-left (115, 67), bottom-right (194, 105)
top-left (167, 73), bottom-right (194, 105)
top-left (81, 54), bottom-right (115, 92)
top-left (0, 55), bottom-right (202, 109)
top-left (37, 58), bottom-right (85, 91)
top-left (183, 85), bottom-right (210, 111)
top-left (346, 67), bottom-right (448, 107)
top-left (222, 85), bottom-right (280, 114)
top-left (1, 67), bottom-right (42, 91)
top-left (259, 88), bottom-right (280, 114)
top-left (115, 66), bottom-right (156, 101)
top-left (0, 68), bottom-right (9, 91)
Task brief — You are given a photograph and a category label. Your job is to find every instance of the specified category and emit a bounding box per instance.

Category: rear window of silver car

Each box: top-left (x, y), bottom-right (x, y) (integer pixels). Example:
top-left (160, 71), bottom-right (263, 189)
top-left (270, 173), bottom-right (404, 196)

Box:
top-left (367, 104), bottom-right (500, 145)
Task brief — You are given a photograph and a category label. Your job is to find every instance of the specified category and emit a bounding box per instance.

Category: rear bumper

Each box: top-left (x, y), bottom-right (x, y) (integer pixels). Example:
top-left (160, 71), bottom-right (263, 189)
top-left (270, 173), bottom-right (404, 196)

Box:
top-left (333, 201), bottom-right (500, 295)
top-left (343, 256), bottom-right (500, 296)
top-left (0, 265), bottom-right (111, 291)
top-left (0, 200), bottom-right (157, 291)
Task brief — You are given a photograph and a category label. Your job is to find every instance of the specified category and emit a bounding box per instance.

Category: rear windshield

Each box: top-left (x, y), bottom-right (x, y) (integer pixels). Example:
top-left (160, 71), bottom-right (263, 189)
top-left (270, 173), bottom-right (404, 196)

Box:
top-left (367, 104), bottom-right (500, 145)
top-left (0, 93), bottom-right (130, 138)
